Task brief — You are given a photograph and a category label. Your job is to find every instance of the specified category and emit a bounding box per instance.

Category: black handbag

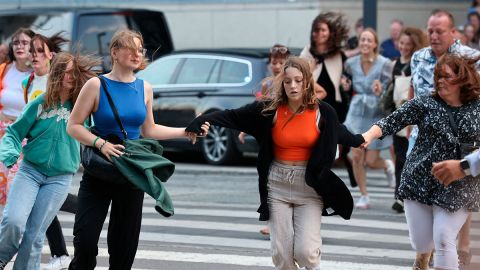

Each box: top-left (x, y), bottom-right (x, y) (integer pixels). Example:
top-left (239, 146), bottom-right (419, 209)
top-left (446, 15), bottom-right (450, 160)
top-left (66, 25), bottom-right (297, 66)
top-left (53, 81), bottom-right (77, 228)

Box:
top-left (80, 76), bottom-right (129, 185)
top-left (442, 100), bottom-right (480, 159)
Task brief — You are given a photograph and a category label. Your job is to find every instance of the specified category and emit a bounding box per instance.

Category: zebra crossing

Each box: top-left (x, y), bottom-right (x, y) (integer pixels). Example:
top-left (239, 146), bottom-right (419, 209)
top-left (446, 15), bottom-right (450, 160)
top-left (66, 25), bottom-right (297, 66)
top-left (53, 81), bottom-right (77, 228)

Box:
top-left (37, 170), bottom-right (417, 270)
top-left (4, 167), bottom-right (479, 270)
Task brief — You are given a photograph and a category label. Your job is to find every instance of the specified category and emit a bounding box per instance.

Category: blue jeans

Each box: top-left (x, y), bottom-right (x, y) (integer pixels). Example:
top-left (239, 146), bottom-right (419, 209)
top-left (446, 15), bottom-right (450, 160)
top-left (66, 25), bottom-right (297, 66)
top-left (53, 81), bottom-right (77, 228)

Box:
top-left (0, 161), bottom-right (72, 270)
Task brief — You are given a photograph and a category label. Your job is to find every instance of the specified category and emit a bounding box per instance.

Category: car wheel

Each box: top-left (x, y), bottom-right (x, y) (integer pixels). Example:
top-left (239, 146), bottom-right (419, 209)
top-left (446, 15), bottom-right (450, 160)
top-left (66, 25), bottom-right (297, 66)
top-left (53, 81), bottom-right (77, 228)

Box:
top-left (201, 125), bottom-right (240, 165)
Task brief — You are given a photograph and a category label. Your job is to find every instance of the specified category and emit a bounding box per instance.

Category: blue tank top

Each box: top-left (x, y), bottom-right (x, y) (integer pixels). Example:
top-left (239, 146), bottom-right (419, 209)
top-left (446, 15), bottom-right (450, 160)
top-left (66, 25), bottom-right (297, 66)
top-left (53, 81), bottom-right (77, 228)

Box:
top-left (92, 76), bottom-right (146, 139)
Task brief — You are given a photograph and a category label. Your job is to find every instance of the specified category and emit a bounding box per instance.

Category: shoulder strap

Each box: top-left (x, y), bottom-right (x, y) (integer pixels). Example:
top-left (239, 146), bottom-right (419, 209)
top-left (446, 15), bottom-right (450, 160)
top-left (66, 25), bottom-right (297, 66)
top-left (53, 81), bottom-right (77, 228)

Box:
top-left (23, 72), bottom-right (35, 104)
top-left (98, 76), bottom-right (128, 139)
top-left (440, 100), bottom-right (458, 137)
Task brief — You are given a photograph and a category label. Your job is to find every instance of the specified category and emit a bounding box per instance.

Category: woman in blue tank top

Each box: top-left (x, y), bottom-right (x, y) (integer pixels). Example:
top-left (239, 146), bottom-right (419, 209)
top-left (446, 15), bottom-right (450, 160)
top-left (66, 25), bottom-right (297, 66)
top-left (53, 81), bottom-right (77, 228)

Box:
top-left (66, 30), bottom-right (210, 270)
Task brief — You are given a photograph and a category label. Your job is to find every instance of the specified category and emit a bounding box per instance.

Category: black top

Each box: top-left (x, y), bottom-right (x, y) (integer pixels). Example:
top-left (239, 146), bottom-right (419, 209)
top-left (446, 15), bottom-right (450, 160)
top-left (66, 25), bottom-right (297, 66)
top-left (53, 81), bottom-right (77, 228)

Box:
top-left (392, 59), bottom-right (411, 78)
top-left (316, 52), bottom-right (349, 122)
top-left (376, 96), bottom-right (480, 212)
top-left (186, 100), bottom-right (365, 221)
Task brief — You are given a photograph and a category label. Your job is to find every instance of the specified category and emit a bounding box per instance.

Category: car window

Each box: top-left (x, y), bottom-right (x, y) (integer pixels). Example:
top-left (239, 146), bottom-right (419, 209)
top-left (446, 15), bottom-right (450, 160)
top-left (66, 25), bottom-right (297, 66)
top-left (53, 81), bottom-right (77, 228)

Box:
top-left (207, 60), bottom-right (221, 84)
top-left (76, 14), bottom-right (127, 57)
top-left (219, 60), bottom-right (251, 84)
top-left (176, 58), bottom-right (216, 84)
top-left (136, 57), bottom-right (181, 85)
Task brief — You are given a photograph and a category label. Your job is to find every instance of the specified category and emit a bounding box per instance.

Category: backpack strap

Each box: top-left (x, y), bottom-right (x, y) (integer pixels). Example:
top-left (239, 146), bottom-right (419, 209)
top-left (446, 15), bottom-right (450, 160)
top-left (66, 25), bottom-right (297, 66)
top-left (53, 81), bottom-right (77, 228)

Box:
top-left (23, 72), bottom-right (35, 104)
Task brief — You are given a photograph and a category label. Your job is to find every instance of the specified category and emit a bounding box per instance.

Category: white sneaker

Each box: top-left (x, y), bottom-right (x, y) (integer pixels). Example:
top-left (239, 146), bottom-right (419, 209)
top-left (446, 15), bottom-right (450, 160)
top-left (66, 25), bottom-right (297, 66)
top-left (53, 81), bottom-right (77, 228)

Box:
top-left (42, 255), bottom-right (71, 270)
top-left (355, 195), bottom-right (370, 209)
top-left (384, 159), bottom-right (396, 188)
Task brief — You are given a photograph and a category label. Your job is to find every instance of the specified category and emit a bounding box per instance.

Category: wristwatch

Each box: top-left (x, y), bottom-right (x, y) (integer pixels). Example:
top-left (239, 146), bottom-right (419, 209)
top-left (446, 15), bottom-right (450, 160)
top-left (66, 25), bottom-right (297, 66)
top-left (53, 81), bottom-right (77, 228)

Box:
top-left (460, 159), bottom-right (471, 176)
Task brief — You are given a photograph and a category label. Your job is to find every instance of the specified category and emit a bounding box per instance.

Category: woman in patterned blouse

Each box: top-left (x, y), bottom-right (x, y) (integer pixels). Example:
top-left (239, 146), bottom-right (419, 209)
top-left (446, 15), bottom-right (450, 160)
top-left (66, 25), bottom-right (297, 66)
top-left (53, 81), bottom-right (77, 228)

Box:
top-left (362, 54), bottom-right (480, 270)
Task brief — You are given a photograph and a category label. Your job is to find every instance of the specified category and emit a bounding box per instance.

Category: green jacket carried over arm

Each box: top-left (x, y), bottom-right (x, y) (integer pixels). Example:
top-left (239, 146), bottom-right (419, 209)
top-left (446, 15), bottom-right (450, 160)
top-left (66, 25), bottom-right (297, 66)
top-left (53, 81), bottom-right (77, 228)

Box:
top-left (111, 138), bottom-right (175, 217)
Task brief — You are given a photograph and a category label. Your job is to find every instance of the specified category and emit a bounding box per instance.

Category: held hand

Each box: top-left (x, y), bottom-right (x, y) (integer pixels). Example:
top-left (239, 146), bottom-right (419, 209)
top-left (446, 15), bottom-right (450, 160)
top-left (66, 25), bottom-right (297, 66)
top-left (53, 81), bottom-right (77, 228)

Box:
top-left (186, 121), bottom-right (210, 144)
top-left (360, 130), bottom-right (377, 149)
top-left (238, 132), bottom-right (246, 144)
top-left (99, 141), bottom-right (125, 162)
top-left (431, 160), bottom-right (466, 187)
top-left (372, 80), bottom-right (382, 96)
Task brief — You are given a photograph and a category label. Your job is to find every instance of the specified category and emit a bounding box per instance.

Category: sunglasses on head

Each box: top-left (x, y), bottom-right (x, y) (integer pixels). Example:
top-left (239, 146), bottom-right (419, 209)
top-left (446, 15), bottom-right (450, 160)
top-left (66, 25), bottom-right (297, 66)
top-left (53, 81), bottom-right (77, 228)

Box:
top-left (270, 46), bottom-right (289, 54)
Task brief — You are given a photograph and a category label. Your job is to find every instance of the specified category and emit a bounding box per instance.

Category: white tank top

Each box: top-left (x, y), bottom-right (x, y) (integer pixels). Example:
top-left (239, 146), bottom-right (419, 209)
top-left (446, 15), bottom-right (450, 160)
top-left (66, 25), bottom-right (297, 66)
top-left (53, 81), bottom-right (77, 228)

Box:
top-left (0, 63), bottom-right (32, 118)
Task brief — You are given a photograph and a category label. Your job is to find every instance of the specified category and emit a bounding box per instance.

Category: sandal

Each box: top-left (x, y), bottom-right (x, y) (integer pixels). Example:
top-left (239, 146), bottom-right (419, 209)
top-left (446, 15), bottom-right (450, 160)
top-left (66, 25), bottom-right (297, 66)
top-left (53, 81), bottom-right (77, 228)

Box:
top-left (458, 250), bottom-right (472, 267)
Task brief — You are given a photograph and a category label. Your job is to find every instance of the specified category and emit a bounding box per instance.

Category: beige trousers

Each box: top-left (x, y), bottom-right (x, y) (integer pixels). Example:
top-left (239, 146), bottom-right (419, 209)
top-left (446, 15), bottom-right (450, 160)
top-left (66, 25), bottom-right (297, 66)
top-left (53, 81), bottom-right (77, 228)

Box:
top-left (267, 161), bottom-right (324, 270)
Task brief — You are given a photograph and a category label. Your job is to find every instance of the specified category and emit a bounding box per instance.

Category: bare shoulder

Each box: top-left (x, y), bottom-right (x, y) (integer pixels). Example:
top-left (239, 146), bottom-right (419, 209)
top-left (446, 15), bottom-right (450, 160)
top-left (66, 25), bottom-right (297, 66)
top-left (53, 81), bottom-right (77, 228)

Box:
top-left (143, 80), bottom-right (153, 96)
top-left (83, 76), bottom-right (101, 93)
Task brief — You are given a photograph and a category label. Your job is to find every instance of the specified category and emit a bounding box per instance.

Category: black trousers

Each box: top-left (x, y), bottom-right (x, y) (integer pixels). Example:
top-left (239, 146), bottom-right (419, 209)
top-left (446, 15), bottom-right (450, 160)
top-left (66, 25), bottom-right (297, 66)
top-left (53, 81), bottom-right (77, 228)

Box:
top-left (46, 193), bottom-right (78, 257)
top-left (393, 135), bottom-right (408, 195)
top-left (68, 172), bottom-right (144, 270)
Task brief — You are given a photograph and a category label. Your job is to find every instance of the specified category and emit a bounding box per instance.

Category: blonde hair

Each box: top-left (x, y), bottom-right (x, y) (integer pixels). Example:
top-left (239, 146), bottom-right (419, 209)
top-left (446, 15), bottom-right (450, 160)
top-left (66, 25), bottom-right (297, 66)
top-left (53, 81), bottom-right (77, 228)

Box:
top-left (261, 57), bottom-right (317, 123)
top-left (109, 29), bottom-right (148, 70)
top-left (44, 52), bottom-right (100, 109)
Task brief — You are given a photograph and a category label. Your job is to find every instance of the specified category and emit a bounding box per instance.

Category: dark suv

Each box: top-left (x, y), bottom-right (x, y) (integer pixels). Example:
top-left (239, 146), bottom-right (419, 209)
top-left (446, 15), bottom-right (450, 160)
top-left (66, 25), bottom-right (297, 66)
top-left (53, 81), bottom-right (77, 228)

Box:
top-left (136, 49), bottom-right (271, 165)
top-left (0, 7), bottom-right (174, 72)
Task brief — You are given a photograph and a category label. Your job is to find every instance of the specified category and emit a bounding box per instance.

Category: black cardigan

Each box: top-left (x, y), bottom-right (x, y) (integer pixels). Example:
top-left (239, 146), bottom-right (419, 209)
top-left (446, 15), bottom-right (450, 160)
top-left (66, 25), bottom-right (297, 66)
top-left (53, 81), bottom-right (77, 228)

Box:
top-left (186, 100), bottom-right (364, 221)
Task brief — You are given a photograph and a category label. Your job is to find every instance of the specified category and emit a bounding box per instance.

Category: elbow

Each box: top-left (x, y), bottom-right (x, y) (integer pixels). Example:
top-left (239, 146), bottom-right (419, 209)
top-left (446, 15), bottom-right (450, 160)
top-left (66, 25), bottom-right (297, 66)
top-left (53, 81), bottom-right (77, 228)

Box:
top-left (66, 123), bottom-right (74, 137)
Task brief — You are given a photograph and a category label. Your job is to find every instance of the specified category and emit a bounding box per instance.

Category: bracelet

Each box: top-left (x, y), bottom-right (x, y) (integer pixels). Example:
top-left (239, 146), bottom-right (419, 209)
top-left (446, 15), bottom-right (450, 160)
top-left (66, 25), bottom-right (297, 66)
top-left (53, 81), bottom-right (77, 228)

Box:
top-left (92, 136), bottom-right (100, 148)
top-left (99, 140), bottom-right (108, 151)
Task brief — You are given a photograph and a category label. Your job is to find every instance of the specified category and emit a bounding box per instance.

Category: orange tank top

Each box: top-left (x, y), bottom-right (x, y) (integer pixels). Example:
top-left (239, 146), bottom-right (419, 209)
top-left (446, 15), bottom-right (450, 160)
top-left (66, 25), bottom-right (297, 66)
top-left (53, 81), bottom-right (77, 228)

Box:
top-left (272, 105), bottom-right (320, 161)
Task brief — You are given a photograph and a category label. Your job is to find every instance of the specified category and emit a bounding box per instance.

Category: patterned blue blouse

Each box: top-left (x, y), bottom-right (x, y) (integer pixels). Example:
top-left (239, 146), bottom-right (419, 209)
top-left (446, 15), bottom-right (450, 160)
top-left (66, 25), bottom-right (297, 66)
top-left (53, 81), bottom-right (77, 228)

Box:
top-left (376, 96), bottom-right (480, 212)
top-left (343, 55), bottom-right (392, 150)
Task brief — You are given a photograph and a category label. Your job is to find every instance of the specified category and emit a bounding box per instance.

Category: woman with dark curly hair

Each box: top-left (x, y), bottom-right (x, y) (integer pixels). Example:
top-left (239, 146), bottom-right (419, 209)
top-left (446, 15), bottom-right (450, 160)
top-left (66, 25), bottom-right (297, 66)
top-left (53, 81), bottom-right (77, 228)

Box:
top-left (300, 12), bottom-right (357, 187)
top-left (363, 54), bottom-right (480, 270)
top-left (300, 12), bottom-right (350, 122)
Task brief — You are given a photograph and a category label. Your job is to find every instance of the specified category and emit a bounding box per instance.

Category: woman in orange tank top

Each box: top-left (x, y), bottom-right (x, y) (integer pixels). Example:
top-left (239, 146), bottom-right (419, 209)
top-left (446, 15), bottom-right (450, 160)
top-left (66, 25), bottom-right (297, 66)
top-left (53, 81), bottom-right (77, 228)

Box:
top-left (187, 57), bottom-right (365, 270)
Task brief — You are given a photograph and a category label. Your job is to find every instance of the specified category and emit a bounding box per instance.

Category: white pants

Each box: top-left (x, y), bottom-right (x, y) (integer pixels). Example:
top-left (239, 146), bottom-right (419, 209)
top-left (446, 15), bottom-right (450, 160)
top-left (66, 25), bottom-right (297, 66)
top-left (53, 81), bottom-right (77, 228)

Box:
top-left (267, 161), bottom-right (323, 270)
top-left (404, 200), bottom-right (469, 270)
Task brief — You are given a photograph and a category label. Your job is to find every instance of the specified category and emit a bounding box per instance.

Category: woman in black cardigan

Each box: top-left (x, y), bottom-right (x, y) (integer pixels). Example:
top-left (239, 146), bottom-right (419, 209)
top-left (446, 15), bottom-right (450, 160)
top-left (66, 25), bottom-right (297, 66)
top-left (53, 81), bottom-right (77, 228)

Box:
top-left (187, 57), bottom-right (363, 270)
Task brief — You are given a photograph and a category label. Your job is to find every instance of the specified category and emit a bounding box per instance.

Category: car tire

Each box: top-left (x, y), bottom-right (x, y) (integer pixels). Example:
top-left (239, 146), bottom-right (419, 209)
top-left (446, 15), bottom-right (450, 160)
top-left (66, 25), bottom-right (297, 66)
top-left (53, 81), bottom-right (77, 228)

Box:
top-left (201, 125), bottom-right (240, 165)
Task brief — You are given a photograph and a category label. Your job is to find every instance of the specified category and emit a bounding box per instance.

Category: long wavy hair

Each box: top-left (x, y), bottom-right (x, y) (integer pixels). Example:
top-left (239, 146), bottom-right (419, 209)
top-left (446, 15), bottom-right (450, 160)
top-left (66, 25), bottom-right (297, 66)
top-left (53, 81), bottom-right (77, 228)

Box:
top-left (44, 52), bottom-right (100, 109)
top-left (262, 57), bottom-right (317, 122)
top-left (309, 12), bottom-right (349, 61)
top-left (433, 54), bottom-right (480, 104)
top-left (29, 32), bottom-right (68, 59)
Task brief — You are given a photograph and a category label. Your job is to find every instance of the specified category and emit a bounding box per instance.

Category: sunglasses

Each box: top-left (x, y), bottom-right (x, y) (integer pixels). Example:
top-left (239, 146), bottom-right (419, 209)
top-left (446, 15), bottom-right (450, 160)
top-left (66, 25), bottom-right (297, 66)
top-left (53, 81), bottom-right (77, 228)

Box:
top-left (270, 46), bottom-right (289, 54)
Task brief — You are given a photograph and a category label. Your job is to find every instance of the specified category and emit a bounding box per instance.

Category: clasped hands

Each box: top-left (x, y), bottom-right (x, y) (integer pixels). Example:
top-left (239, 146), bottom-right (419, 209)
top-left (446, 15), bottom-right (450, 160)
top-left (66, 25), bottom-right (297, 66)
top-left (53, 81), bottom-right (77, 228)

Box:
top-left (186, 121), bottom-right (210, 144)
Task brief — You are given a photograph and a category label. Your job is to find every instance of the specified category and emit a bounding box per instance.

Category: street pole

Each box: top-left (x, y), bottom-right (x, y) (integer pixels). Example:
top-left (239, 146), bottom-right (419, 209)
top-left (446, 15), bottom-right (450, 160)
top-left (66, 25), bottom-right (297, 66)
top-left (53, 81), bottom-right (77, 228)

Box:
top-left (363, 0), bottom-right (377, 30)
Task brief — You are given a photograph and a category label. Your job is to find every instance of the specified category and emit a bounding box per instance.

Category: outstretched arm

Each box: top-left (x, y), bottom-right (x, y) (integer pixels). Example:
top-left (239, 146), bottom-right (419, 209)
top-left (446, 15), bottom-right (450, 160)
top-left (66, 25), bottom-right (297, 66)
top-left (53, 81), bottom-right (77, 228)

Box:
top-left (140, 81), bottom-right (209, 144)
top-left (361, 125), bottom-right (383, 149)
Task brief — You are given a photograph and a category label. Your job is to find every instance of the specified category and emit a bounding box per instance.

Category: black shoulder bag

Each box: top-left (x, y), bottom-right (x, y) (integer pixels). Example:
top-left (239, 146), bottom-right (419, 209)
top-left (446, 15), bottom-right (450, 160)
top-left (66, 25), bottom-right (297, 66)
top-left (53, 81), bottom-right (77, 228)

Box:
top-left (442, 101), bottom-right (480, 159)
top-left (80, 76), bottom-right (130, 185)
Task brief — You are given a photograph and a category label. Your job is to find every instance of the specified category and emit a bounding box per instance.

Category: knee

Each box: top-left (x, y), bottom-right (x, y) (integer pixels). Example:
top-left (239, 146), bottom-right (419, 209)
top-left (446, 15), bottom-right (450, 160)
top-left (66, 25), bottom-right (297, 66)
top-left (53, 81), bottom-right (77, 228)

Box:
top-left (364, 156), bottom-right (377, 168)
top-left (73, 231), bottom-right (99, 256)
top-left (351, 153), bottom-right (363, 165)
top-left (1, 214), bottom-right (25, 235)
top-left (433, 228), bottom-right (456, 251)
top-left (294, 246), bottom-right (321, 267)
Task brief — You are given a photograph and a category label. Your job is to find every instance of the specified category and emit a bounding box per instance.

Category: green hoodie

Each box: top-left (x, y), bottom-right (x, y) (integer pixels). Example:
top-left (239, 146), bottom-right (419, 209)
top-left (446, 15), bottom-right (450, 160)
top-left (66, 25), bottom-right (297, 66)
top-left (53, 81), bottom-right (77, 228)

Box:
top-left (0, 93), bottom-right (79, 176)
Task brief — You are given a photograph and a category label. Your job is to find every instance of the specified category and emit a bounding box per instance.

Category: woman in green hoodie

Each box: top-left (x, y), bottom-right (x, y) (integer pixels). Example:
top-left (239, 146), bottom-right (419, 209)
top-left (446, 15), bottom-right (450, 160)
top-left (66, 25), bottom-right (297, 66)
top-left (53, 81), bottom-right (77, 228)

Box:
top-left (0, 52), bottom-right (99, 270)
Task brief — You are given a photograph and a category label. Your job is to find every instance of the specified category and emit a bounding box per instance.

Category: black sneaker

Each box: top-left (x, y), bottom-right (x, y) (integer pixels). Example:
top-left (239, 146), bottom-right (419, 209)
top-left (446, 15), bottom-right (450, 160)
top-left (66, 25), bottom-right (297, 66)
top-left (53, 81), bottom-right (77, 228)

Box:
top-left (392, 200), bottom-right (404, 213)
